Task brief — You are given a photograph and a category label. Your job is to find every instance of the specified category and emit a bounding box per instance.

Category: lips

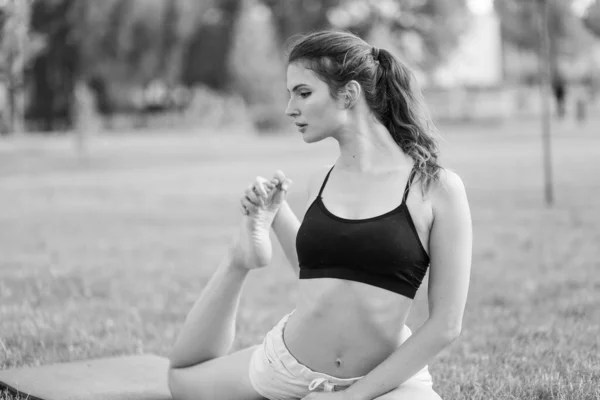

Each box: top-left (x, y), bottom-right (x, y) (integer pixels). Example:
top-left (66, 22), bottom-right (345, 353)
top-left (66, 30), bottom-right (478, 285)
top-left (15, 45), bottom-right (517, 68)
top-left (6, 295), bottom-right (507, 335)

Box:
top-left (295, 123), bottom-right (308, 128)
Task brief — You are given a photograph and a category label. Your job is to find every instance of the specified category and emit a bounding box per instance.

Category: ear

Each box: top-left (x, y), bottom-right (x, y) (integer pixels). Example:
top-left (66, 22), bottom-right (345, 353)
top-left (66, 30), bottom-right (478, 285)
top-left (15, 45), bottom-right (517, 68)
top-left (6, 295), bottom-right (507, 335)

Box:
top-left (343, 80), bottom-right (361, 109)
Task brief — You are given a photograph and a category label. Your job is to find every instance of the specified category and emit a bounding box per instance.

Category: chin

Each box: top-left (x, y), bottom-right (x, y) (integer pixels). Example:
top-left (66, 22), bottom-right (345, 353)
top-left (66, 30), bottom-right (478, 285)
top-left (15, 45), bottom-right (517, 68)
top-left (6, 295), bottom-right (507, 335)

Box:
top-left (302, 135), bottom-right (326, 144)
top-left (301, 129), bottom-right (329, 144)
top-left (301, 134), bottom-right (318, 144)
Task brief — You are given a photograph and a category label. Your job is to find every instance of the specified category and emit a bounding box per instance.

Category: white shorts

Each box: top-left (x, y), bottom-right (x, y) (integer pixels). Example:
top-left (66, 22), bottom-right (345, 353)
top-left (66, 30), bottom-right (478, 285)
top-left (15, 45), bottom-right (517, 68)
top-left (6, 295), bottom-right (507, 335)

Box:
top-left (248, 311), bottom-right (439, 400)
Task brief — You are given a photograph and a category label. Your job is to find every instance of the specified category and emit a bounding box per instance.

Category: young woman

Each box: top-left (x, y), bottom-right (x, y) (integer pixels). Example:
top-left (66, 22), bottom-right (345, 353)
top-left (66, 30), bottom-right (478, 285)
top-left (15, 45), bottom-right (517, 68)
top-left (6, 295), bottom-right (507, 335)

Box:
top-left (168, 30), bottom-right (472, 400)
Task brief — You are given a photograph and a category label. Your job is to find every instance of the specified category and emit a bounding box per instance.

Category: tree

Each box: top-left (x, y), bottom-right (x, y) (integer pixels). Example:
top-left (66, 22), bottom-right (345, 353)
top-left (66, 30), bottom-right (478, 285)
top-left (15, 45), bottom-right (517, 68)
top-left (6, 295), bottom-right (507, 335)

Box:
top-left (407, 0), bottom-right (470, 69)
top-left (28, 0), bottom-right (79, 131)
top-left (332, 0), bottom-right (470, 70)
top-left (583, 0), bottom-right (600, 37)
top-left (495, 0), bottom-right (596, 67)
top-left (21, 0), bottom-right (245, 131)
top-left (0, 0), bottom-right (44, 133)
top-left (75, 0), bottom-right (242, 91)
top-left (18, 0), bottom-right (471, 131)
top-left (181, 0), bottom-right (242, 90)
top-left (263, 0), bottom-right (342, 46)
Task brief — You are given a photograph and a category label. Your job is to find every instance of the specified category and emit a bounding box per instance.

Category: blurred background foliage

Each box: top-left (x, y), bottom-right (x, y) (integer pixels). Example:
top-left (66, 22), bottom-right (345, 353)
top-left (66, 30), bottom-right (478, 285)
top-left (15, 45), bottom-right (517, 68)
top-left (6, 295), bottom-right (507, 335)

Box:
top-left (0, 0), bottom-right (599, 134)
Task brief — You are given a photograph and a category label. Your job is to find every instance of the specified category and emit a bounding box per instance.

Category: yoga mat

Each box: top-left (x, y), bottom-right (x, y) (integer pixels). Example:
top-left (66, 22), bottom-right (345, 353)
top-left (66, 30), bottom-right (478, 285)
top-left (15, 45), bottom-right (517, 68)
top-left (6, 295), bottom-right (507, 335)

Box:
top-left (0, 354), bottom-right (171, 400)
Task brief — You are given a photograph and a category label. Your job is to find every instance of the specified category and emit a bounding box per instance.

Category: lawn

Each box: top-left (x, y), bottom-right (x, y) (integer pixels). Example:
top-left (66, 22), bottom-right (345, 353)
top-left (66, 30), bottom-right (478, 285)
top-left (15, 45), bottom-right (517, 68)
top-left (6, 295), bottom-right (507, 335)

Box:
top-left (1, 119), bottom-right (599, 399)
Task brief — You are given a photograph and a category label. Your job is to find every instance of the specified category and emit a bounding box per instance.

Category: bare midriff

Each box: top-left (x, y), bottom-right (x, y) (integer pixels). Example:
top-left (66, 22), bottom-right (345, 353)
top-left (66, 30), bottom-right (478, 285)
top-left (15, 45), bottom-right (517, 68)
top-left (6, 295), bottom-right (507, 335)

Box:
top-left (283, 277), bottom-right (414, 379)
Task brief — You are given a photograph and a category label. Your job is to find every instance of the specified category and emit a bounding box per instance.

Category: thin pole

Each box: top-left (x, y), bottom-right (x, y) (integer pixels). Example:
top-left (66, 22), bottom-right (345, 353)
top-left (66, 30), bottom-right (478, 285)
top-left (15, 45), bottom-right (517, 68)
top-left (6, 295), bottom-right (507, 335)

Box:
top-left (538, 0), bottom-right (554, 206)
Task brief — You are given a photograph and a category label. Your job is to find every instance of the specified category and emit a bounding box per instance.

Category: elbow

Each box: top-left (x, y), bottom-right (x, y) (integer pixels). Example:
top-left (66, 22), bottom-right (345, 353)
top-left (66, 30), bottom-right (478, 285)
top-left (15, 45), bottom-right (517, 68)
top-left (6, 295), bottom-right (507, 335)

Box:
top-left (430, 319), bottom-right (462, 344)
top-left (440, 324), bottom-right (462, 344)
top-left (447, 325), bottom-right (462, 342)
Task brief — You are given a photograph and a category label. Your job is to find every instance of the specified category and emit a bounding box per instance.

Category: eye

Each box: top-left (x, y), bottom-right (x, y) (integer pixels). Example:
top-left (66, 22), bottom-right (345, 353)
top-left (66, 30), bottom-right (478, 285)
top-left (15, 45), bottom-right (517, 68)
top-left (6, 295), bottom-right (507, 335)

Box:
top-left (299, 92), bottom-right (311, 99)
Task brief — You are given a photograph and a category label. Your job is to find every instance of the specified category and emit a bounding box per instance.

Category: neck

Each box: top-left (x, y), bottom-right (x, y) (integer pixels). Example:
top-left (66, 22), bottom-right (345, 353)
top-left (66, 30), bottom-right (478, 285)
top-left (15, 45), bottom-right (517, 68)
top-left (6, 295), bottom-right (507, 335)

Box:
top-left (334, 112), bottom-right (411, 173)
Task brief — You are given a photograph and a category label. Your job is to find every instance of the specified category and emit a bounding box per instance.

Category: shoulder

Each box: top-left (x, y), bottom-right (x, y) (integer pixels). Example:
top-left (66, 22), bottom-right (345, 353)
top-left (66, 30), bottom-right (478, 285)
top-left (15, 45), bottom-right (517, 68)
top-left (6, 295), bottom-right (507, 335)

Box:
top-left (428, 168), bottom-right (469, 215)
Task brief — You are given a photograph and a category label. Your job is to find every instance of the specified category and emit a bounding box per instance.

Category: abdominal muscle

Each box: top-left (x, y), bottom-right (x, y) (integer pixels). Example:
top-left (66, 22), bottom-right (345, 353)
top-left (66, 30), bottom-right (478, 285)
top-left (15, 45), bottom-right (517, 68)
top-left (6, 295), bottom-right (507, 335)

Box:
top-left (282, 277), bottom-right (414, 379)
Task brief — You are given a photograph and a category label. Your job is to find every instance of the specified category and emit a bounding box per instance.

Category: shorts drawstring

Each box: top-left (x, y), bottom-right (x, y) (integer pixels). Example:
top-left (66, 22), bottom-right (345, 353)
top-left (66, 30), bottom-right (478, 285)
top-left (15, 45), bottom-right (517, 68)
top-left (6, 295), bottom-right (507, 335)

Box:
top-left (308, 377), bottom-right (336, 392)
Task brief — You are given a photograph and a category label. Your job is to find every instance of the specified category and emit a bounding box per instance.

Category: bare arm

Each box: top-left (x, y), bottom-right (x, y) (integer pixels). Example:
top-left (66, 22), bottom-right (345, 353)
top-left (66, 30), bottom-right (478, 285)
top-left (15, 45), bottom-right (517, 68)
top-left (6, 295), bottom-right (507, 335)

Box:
top-left (272, 200), bottom-right (301, 275)
top-left (343, 170), bottom-right (473, 400)
top-left (268, 166), bottom-right (331, 276)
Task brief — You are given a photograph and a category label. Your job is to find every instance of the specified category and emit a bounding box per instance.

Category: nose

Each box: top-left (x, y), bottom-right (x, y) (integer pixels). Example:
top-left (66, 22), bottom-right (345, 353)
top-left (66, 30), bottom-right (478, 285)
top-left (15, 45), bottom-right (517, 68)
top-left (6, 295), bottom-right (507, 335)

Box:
top-left (285, 97), bottom-right (299, 118)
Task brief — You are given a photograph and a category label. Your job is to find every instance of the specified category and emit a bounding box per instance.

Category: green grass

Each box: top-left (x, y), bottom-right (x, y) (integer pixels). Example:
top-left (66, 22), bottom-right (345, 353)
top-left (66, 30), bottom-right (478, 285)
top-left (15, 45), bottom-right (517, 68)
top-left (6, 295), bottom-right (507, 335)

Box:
top-left (1, 119), bottom-right (599, 399)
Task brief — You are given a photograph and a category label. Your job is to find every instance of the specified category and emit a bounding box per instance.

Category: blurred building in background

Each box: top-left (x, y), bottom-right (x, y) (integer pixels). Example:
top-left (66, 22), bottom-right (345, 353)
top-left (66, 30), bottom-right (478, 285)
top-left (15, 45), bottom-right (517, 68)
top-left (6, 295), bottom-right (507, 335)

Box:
top-left (425, 0), bottom-right (600, 122)
top-left (422, 5), bottom-right (508, 121)
top-left (433, 7), bottom-right (502, 88)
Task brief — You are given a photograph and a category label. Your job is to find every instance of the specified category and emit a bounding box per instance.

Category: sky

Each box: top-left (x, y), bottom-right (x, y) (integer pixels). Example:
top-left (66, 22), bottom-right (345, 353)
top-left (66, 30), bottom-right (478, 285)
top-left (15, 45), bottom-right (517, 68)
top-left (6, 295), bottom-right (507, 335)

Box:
top-left (468, 0), bottom-right (595, 17)
top-left (467, 0), bottom-right (494, 15)
top-left (572, 0), bottom-right (594, 16)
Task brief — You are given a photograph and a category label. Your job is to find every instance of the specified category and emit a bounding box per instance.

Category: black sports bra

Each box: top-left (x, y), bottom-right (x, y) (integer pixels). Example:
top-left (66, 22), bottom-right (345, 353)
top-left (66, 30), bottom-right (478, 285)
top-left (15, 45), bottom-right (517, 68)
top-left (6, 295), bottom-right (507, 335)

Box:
top-left (296, 166), bottom-right (430, 299)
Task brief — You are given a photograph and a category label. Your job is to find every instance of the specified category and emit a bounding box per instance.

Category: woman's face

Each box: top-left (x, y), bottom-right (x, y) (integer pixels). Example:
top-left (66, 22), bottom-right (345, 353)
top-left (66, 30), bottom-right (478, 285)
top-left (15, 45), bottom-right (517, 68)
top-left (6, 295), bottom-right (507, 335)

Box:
top-left (285, 62), bottom-right (347, 143)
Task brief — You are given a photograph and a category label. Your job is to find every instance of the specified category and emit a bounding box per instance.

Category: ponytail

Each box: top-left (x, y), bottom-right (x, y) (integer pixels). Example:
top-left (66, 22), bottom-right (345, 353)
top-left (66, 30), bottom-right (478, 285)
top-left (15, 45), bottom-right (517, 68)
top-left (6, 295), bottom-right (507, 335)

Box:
top-left (372, 48), bottom-right (441, 193)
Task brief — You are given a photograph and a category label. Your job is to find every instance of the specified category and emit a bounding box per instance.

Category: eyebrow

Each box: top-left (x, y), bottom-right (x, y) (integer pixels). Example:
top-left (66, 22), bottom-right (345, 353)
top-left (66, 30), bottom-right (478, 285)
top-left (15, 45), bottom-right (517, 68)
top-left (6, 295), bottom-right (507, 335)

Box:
top-left (287, 84), bottom-right (309, 93)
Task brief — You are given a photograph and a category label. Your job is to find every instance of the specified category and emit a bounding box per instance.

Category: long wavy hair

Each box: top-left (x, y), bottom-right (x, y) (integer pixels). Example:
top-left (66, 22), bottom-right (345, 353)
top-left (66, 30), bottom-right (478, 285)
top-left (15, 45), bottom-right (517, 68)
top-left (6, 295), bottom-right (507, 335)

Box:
top-left (287, 30), bottom-right (441, 192)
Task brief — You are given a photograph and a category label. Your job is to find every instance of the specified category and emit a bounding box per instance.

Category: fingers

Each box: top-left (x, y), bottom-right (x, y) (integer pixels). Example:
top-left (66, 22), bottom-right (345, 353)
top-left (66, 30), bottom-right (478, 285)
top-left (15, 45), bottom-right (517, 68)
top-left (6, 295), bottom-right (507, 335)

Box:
top-left (241, 172), bottom-right (291, 216)
top-left (279, 178), bottom-right (292, 192)
top-left (245, 180), bottom-right (271, 206)
top-left (268, 171), bottom-right (292, 206)
top-left (240, 196), bottom-right (256, 216)
top-left (244, 184), bottom-right (261, 206)
top-left (241, 177), bottom-right (274, 215)
top-left (253, 177), bottom-right (271, 204)
top-left (272, 170), bottom-right (286, 186)
top-left (270, 170), bottom-right (292, 192)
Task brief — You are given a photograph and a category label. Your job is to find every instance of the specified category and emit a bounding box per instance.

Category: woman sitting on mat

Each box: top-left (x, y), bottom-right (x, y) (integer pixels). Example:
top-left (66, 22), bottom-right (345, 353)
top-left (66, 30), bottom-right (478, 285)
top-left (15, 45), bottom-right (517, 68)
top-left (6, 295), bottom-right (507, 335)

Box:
top-left (168, 30), bottom-right (472, 400)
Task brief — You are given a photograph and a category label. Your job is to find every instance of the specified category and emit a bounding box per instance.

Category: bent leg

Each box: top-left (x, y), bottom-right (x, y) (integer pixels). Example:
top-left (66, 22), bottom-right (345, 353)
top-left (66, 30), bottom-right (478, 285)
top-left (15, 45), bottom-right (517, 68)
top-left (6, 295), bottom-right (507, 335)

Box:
top-left (169, 345), bottom-right (265, 400)
top-left (168, 204), bottom-right (280, 399)
top-left (170, 213), bottom-right (275, 368)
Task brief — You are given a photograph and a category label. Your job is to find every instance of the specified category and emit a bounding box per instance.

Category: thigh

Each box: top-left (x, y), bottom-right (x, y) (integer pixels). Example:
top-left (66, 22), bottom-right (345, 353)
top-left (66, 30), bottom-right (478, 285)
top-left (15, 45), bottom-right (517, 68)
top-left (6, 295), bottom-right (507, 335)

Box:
top-left (374, 381), bottom-right (442, 400)
top-left (169, 345), bottom-right (265, 400)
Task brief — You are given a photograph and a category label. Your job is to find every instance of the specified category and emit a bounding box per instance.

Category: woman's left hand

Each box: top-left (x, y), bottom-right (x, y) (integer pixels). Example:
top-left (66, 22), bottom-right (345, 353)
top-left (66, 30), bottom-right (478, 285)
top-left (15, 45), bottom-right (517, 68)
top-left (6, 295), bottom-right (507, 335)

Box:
top-left (302, 392), bottom-right (358, 400)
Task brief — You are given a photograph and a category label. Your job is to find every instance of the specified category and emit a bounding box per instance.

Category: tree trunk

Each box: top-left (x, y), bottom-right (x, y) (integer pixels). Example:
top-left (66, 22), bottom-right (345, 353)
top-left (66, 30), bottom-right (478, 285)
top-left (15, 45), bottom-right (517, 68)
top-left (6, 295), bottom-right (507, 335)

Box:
top-left (28, 0), bottom-right (79, 132)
